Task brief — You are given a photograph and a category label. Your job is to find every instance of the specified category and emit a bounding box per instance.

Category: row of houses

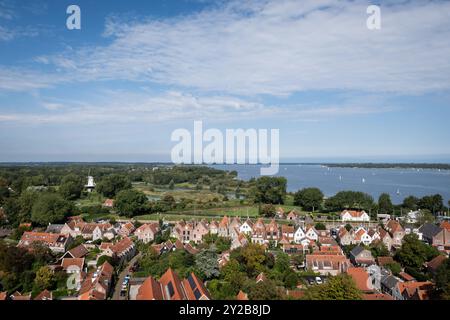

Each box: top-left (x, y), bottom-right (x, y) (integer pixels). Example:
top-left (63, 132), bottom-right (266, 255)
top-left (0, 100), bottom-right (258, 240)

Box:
top-left (170, 216), bottom-right (331, 249)
top-left (337, 219), bottom-right (406, 250)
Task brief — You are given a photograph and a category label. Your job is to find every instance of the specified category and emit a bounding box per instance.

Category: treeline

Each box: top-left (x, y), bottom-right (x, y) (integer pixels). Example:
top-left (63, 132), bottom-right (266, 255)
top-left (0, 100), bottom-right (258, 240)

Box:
top-left (247, 177), bottom-right (448, 218)
top-left (323, 163), bottom-right (450, 170)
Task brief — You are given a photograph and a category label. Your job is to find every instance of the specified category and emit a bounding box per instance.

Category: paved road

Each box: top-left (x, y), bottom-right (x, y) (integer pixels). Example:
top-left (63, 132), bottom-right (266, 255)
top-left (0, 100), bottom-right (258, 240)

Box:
top-left (111, 253), bottom-right (141, 300)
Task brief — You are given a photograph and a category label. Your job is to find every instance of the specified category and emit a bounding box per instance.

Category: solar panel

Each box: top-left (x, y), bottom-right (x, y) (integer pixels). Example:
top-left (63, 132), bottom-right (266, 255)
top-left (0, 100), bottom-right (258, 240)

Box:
top-left (167, 281), bottom-right (175, 297)
top-left (193, 288), bottom-right (201, 300)
top-left (187, 274), bottom-right (197, 290)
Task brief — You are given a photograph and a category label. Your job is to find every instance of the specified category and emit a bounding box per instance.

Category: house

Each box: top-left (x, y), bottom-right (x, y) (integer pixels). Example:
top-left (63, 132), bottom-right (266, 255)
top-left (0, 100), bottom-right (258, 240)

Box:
top-left (337, 227), bottom-right (353, 246)
top-left (34, 289), bottom-right (53, 301)
top-left (103, 199), bottom-right (114, 208)
top-left (281, 225), bottom-right (295, 242)
top-left (61, 258), bottom-right (85, 273)
top-left (426, 255), bottom-right (447, 275)
top-left (9, 291), bottom-right (31, 300)
top-left (192, 221), bottom-right (209, 244)
top-left (418, 223), bottom-right (442, 245)
top-left (380, 274), bottom-right (402, 298)
top-left (119, 222), bottom-right (136, 237)
top-left (385, 220), bottom-right (405, 247)
top-left (172, 221), bottom-right (195, 244)
top-left (256, 272), bottom-right (267, 283)
top-left (377, 228), bottom-right (393, 251)
top-left (282, 243), bottom-right (309, 255)
top-left (218, 216), bottom-right (230, 237)
top-left (396, 281), bottom-right (434, 300)
top-left (305, 226), bottom-right (319, 241)
top-left (236, 290), bottom-right (249, 300)
top-left (377, 256), bottom-right (395, 267)
top-left (239, 219), bottom-right (253, 235)
top-left (231, 233), bottom-right (248, 250)
top-left (363, 293), bottom-right (393, 300)
top-left (18, 232), bottom-right (72, 253)
top-left (353, 227), bottom-right (372, 246)
top-left (276, 207), bottom-right (285, 219)
top-left (341, 210), bottom-right (370, 222)
top-left (208, 221), bottom-right (219, 235)
top-left (108, 237), bottom-right (136, 263)
top-left (404, 210), bottom-right (419, 224)
top-left (229, 217), bottom-right (242, 233)
top-left (184, 243), bottom-right (200, 255)
top-left (251, 218), bottom-right (266, 245)
top-left (135, 268), bottom-right (210, 300)
top-left (265, 219), bottom-right (280, 244)
top-left (347, 267), bottom-right (373, 292)
top-left (45, 224), bottom-right (65, 234)
top-left (293, 226), bottom-right (306, 244)
top-left (78, 261), bottom-right (114, 300)
top-left (286, 210), bottom-right (299, 222)
top-left (61, 244), bottom-right (89, 259)
top-left (350, 246), bottom-right (375, 266)
top-left (135, 223), bottom-right (160, 244)
top-left (305, 253), bottom-right (350, 276)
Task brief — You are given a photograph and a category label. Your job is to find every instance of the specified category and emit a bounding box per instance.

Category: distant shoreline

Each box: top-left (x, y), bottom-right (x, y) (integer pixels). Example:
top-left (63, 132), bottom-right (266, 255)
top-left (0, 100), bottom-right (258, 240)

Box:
top-left (1, 162), bottom-right (450, 170)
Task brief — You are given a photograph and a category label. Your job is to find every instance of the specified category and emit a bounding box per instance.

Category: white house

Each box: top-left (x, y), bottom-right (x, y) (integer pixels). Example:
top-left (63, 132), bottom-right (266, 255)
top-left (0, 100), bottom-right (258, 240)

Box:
top-left (294, 227), bottom-right (306, 244)
top-left (305, 227), bottom-right (319, 241)
top-left (239, 219), bottom-right (253, 235)
top-left (341, 210), bottom-right (370, 222)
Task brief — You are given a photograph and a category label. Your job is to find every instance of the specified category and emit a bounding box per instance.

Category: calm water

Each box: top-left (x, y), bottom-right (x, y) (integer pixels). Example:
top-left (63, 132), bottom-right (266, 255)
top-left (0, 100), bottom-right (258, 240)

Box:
top-left (211, 164), bottom-right (450, 204)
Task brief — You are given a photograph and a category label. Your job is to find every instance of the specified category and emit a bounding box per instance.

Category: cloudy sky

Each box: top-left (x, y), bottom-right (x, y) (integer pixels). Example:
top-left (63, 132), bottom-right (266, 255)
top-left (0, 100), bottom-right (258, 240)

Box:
top-left (0, 0), bottom-right (450, 162)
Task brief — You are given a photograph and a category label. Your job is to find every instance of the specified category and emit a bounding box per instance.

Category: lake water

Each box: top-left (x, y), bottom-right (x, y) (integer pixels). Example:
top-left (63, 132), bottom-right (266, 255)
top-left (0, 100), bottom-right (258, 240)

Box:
top-left (211, 164), bottom-right (450, 204)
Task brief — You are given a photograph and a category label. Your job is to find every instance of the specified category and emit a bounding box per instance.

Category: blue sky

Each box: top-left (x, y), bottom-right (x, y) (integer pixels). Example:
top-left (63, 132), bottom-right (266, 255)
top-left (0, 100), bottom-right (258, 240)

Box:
top-left (1, 0), bottom-right (450, 162)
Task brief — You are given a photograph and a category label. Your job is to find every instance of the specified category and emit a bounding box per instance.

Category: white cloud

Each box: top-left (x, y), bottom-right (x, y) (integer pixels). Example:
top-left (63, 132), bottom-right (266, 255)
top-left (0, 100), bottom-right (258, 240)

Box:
top-left (25, 0), bottom-right (450, 96)
top-left (0, 89), bottom-right (392, 125)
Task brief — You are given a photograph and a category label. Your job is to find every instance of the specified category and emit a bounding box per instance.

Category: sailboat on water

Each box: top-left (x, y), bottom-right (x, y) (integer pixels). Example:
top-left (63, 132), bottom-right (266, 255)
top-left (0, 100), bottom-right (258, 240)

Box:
top-left (362, 178), bottom-right (366, 183)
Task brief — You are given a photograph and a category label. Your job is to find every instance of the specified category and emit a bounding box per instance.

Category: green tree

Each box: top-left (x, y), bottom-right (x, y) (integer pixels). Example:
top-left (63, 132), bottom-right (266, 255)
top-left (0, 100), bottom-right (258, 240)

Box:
top-left (251, 177), bottom-right (287, 204)
top-left (315, 222), bottom-right (326, 230)
top-left (33, 266), bottom-right (54, 292)
top-left (395, 234), bottom-right (440, 269)
top-left (325, 191), bottom-right (374, 212)
top-left (195, 249), bottom-right (220, 279)
top-left (96, 174), bottom-right (132, 198)
top-left (31, 193), bottom-right (74, 225)
top-left (434, 257), bottom-right (450, 300)
top-left (168, 179), bottom-right (175, 190)
top-left (248, 279), bottom-right (282, 300)
top-left (402, 196), bottom-right (419, 211)
top-left (59, 174), bottom-right (84, 200)
top-left (294, 187), bottom-right (324, 212)
top-left (260, 204), bottom-right (276, 218)
top-left (419, 194), bottom-right (443, 214)
top-left (303, 274), bottom-right (362, 300)
top-left (378, 193), bottom-right (393, 215)
top-left (115, 189), bottom-right (149, 217)
top-left (385, 262), bottom-right (402, 276)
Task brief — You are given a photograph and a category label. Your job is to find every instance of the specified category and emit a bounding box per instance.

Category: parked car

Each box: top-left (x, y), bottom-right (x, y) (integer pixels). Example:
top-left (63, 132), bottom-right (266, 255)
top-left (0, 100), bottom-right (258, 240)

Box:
top-left (315, 277), bottom-right (323, 284)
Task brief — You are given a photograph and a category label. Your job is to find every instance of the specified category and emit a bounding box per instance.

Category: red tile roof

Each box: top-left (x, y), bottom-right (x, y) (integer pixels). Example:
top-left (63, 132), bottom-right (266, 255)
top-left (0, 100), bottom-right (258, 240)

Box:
top-left (34, 289), bottom-right (53, 300)
top-left (236, 290), bottom-right (249, 300)
top-left (136, 276), bottom-right (164, 300)
top-left (363, 293), bottom-right (393, 300)
top-left (347, 267), bottom-right (372, 292)
top-left (61, 258), bottom-right (85, 272)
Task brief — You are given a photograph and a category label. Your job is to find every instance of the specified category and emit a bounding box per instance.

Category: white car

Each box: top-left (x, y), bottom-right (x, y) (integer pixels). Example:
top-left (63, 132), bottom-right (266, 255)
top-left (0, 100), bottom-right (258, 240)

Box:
top-left (315, 277), bottom-right (323, 284)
